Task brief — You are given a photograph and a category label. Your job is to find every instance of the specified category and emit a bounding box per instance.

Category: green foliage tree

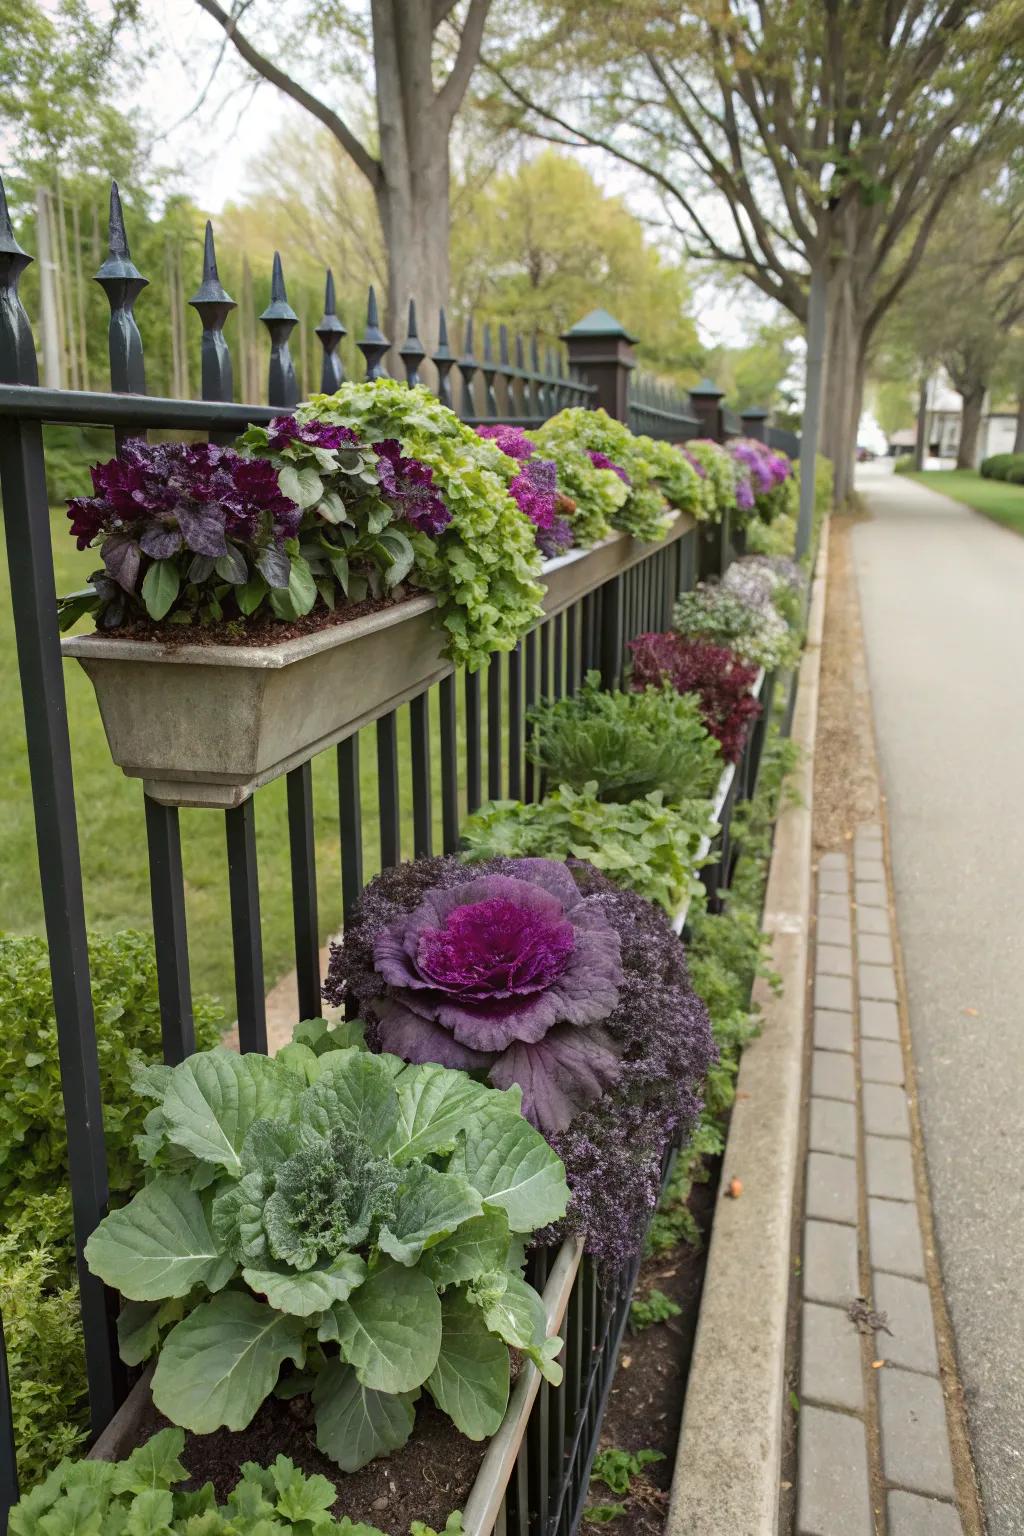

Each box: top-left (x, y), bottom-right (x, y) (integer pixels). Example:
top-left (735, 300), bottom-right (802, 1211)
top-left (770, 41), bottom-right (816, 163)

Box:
top-left (450, 151), bottom-right (700, 379)
top-left (488, 0), bottom-right (1024, 503)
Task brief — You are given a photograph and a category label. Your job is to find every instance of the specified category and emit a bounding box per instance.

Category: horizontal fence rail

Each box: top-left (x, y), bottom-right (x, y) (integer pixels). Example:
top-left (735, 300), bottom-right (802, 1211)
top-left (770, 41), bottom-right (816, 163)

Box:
top-left (0, 169), bottom-right (798, 1534)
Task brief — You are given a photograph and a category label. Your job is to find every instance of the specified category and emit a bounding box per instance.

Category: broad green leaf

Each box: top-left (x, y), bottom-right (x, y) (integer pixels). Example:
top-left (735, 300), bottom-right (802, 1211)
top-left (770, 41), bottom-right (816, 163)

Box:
top-left (315, 491), bottom-right (348, 524)
top-left (450, 1116), bottom-right (570, 1232)
top-left (421, 1207), bottom-right (511, 1288)
top-left (235, 571), bottom-right (269, 615)
top-left (242, 1254), bottom-right (367, 1317)
top-left (25, 1482), bottom-right (105, 1534)
top-left (331, 1261), bottom-right (441, 1393)
top-left (377, 528), bottom-right (415, 586)
top-left (151, 1291), bottom-right (306, 1432)
top-left (111, 1429), bottom-right (187, 1495)
top-left (124, 1489), bottom-right (174, 1536)
top-left (426, 1288), bottom-right (509, 1440)
top-left (384, 1063), bottom-right (507, 1164)
top-left (277, 463), bottom-right (324, 509)
top-left (141, 559), bottom-right (180, 620)
top-left (377, 1163), bottom-right (482, 1266)
top-left (300, 1050), bottom-right (399, 1149)
top-left (275, 1041), bottom-right (322, 1084)
top-left (161, 1050), bottom-right (290, 1175)
top-left (313, 1358), bottom-right (417, 1473)
top-left (214, 546), bottom-right (248, 585)
top-left (266, 1456), bottom-right (336, 1522)
top-left (269, 553), bottom-right (318, 620)
top-left (85, 1175), bottom-right (231, 1303)
top-left (116, 1301), bottom-right (161, 1366)
top-left (293, 1017), bottom-right (367, 1055)
top-left (475, 1269), bottom-right (546, 1351)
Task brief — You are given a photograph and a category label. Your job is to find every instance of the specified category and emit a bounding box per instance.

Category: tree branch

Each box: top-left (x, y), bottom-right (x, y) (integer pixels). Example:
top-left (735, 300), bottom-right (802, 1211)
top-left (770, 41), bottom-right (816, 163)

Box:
top-left (193, 0), bottom-right (381, 188)
top-left (437, 0), bottom-right (491, 122)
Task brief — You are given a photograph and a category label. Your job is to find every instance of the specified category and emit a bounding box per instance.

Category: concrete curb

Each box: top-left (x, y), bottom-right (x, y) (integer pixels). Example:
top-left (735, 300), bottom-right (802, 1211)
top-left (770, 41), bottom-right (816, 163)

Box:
top-left (665, 521), bottom-right (829, 1536)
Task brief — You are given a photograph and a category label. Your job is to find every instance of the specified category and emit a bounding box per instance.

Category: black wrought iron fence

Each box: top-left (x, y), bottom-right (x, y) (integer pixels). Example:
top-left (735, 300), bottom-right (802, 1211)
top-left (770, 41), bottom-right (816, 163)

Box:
top-left (0, 174), bottom-right (785, 1534)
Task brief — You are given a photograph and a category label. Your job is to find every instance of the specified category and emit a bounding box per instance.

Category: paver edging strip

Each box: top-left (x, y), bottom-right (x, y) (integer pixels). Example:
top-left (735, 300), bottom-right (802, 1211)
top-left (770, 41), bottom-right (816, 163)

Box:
top-left (665, 520), bottom-right (828, 1536)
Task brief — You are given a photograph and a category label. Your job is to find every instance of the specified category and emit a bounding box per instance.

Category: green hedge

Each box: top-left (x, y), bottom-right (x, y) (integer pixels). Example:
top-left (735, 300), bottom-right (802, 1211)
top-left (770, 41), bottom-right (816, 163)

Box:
top-left (980, 452), bottom-right (1024, 483)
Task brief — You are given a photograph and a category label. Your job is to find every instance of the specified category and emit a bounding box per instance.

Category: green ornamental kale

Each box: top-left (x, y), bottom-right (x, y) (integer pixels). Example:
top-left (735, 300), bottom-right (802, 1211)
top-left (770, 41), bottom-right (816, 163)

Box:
top-left (85, 1021), bottom-right (570, 1473)
top-left (7, 1426), bottom-right (463, 1534)
top-left (460, 782), bottom-right (715, 916)
top-left (526, 671), bottom-right (722, 803)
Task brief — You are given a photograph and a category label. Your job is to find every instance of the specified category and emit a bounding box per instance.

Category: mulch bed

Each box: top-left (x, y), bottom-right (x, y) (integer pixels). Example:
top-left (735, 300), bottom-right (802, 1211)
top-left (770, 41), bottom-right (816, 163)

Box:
top-left (131, 1391), bottom-right (483, 1535)
top-left (583, 1171), bottom-right (718, 1534)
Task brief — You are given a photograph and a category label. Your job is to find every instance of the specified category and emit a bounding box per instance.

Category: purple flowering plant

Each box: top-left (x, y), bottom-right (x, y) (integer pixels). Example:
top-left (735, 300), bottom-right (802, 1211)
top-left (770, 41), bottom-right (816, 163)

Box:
top-left (325, 854), bottom-right (715, 1266)
top-left (59, 439), bottom-right (304, 631)
top-left (475, 424), bottom-right (574, 557)
top-left (727, 438), bottom-right (794, 525)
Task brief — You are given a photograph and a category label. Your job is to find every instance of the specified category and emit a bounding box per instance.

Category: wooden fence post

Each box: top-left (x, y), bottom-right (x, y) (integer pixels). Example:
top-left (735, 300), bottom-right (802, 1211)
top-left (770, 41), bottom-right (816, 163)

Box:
top-left (740, 405), bottom-right (770, 442)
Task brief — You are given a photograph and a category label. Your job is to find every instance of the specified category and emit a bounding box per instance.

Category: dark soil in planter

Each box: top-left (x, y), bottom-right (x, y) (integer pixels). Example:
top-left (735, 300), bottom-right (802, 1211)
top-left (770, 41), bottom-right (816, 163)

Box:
top-left (130, 1391), bottom-right (484, 1534)
top-left (585, 1169), bottom-right (719, 1534)
top-left (97, 588), bottom-right (423, 648)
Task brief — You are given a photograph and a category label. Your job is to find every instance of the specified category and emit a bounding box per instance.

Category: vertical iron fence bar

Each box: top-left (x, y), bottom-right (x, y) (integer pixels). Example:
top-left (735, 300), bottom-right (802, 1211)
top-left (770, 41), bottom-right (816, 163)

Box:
top-left (144, 797), bottom-right (195, 1063)
top-left (376, 712), bottom-right (401, 868)
top-left (189, 220), bottom-right (235, 413)
top-left (409, 692), bottom-right (433, 857)
top-left (399, 299), bottom-right (426, 386)
top-left (524, 628), bottom-right (538, 803)
top-left (487, 655), bottom-right (503, 799)
top-left (95, 182), bottom-right (146, 448)
top-left (580, 592), bottom-right (594, 672)
top-left (498, 324), bottom-right (514, 416)
top-left (600, 573), bottom-right (624, 690)
top-left (550, 1331), bottom-right (568, 1521)
top-left (481, 324), bottom-right (499, 417)
top-left (540, 619), bottom-right (552, 705)
top-left (337, 736), bottom-right (364, 923)
top-left (286, 763), bottom-right (321, 1019)
top-left (566, 600), bottom-right (579, 695)
top-left (465, 671), bottom-right (482, 813)
top-left (1, 178), bottom-right (122, 1432)
top-left (514, 333), bottom-right (528, 418)
top-left (357, 286), bottom-right (390, 381)
top-left (530, 336), bottom-right (544, 418)
top-left (0, 1312), bottom-right (15, 1531)
top-left (433, 308), bottom-right (455, 408)
top-left (225, 800), bottom-right (267, 1053)
top-left (439, 675), bottom-right (459, 853)
top-left (508, 642), bottom-right (523, 800)
top-left (459, 317), bottom-right (479, 418)
top-left (553, 609), bottom-right (565, 699)
top-left (528, 1378), bottom-right (551, 1532)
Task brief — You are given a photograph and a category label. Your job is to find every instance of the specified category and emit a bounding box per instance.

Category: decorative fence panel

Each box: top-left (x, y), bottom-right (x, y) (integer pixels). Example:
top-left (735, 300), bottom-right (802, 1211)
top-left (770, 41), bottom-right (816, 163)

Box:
top-left (0, 176), bottom-right (788, 1535)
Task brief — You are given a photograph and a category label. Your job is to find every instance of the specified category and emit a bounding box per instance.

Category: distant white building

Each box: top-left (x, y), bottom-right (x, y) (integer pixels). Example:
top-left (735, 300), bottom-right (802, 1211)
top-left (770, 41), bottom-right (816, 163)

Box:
top-left (887, 376), bottom-right (1019, 466)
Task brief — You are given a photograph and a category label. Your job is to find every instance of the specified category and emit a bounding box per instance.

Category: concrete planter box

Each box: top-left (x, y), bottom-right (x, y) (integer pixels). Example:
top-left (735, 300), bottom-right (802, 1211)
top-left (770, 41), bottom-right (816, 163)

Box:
top-left (62, 513), bottom-right (695, 810)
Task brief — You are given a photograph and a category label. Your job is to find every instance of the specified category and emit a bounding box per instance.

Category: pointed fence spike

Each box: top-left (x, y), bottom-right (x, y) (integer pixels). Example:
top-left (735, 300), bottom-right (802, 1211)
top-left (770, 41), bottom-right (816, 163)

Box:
top-left (357, 284), bottom-right (390, 381)
top-left (189, 220), bottom-right (235, 404)
top-left (0, 172), bottom-right (38, 385)
top-left (315, 268), bottom-right (346, 393)
top-left (499, 323), bottom-right (510, 366)
top-left (458, 315), bottom-right (479, 418)
top-left (399, 295), bottom-right (426, 387)
top-left (480, 322), bottom-right (498, 418)
top-left (260, 251), bottom-right (298, 407)
top-left (433, 305), bottom-right (455, 408)
top-left (107, 181), bottom-right (131, 259)
top-left (95, 181), bottom-right (147, 394)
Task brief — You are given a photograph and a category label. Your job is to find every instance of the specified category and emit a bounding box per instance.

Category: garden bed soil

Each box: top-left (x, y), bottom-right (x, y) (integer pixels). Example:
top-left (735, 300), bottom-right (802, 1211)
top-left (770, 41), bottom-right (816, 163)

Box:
top-left (98, 590), bottom-right (418, 648)
top-left (129, 1391), bottom-right (485, 1536)
top-left (584, 1171), bottom-right (718, 1534)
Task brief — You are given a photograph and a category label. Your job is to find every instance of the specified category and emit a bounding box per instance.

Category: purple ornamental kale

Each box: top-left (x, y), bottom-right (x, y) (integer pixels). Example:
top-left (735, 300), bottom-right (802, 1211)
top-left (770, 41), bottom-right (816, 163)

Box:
top-left (66, 440), bottom-right (300, 558)
top-left (682, 449), bottom-right (707, 479)
top-left (327, 857), bottom-right (625, 1134)
top-left (373, 439), bottom-right (452, 536)
top-left (536, 516), bottom-right (574, 559)
top-left (267, 415), bottom-right (360, 452)
top-left (587, 449), bottom-right (631, 484)
top-left (476, 423), bottom-right (537, 461)
top-left (324, 855), bottom-right (715, 1266)
top-left (509, 457), bottom-right (559, 533)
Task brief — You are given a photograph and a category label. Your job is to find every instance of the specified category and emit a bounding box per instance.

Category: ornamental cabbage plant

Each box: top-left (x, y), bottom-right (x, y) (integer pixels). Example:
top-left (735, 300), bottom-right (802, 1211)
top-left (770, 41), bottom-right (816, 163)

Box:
top-left (727, 439), bottom-right (795, 526)
top-left (674, 580), bottom-right (795, 670)
top-left (628, 632), bottom-right (762, 764)
top-left (295, 383), bottom-right (544, 668)
top-left (84, 1026), bottom-right (569, 1471)
top-left (525, 671), bottom-right (722, 801)
top-left (7, 1428), bottom-right (463, 1534)
top-left (328, 857), bottom-right (715, 1269)
top-left (722, 554), bottom-right (805, 630)
top-left (682, 440), bottom-right (740, 523)
top-left (475, 424), bottom-right (574, 557)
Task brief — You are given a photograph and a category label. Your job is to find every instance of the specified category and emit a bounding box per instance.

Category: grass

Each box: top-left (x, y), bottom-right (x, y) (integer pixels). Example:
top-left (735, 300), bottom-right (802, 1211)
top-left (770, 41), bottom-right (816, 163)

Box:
top-left (901, 468), bottom-right (1024, 536)
top-left (0, 504), bottom-right (492, 1013)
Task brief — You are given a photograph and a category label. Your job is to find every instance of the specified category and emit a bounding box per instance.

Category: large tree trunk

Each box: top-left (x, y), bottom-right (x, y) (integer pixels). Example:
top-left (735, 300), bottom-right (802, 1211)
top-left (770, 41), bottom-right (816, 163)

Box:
top-left (820, 266), bottom-right (864, 508)
top-left (957, 385), bottom-right (985, 468)
top-left (375, 147), bottom-right (451, 357)
top-left (914, 373), bottom-right (929, 470)
top-left (1014, 396), bottom-right (1024, 454)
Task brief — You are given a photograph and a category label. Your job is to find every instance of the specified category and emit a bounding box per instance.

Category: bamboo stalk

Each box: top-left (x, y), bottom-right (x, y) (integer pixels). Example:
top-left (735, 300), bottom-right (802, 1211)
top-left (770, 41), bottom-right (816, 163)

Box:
top-left (55, 175), bottom-right (80, 390)
top-left (71, 200), bottom-right (90, 391)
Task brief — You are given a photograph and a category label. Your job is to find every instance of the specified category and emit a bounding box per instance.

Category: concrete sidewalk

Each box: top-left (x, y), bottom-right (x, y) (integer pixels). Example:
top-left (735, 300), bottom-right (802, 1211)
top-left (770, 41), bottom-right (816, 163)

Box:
top-left (851, 466), bottom-right (1024, 1533)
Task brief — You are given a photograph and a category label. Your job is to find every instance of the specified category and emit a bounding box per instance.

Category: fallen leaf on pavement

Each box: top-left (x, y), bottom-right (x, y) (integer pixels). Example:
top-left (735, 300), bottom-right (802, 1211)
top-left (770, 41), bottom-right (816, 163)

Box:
top-left (726, 1178), bottom-right (743, 1199)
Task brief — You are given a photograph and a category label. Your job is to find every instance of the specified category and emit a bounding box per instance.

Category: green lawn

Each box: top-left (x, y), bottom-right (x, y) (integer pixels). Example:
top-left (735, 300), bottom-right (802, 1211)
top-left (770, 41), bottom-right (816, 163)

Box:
top-left (902, 468), bottom-right (1024, 535)
top-left (0, 507), bottom-right (489, 1012)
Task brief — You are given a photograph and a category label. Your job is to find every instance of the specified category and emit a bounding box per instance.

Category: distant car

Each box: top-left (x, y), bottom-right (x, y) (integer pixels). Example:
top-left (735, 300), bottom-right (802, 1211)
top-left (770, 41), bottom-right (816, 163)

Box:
top-left (856, 446), bottom-right (876, 461)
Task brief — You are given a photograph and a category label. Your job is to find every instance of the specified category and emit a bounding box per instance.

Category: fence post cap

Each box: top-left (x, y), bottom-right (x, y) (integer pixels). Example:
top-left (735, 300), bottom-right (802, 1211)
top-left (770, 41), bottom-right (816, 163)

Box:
top-left (561, 308), bottom-right (637, 343)
top-left (740, 404), bottom-right (771, 420)
top-left (690, 376), bottom-right (726, 400)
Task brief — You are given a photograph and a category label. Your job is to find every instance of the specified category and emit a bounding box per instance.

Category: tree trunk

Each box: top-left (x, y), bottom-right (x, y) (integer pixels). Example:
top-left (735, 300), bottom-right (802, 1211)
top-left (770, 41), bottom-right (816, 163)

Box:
top-left (957, 385), bottom-right (985, 468)
top-left (375, 149), bottom-right (451, 357)
top-left (914, 373), bottom-right (929, 470)
top-left (820, 267), bottom-right (863, 508)
top-left (1014, 396), bottom-right (1024, 454)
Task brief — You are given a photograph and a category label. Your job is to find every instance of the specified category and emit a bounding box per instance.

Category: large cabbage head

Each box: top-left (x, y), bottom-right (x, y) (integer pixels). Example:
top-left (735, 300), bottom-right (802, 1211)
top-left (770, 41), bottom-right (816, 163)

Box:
top-left (366, 858), bottom-right (625, 1133)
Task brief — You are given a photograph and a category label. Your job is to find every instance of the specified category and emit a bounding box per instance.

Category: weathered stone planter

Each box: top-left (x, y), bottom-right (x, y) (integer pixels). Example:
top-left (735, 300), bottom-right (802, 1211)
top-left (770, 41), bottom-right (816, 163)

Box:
top-left (61, 514), bottom-right (695, 810)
